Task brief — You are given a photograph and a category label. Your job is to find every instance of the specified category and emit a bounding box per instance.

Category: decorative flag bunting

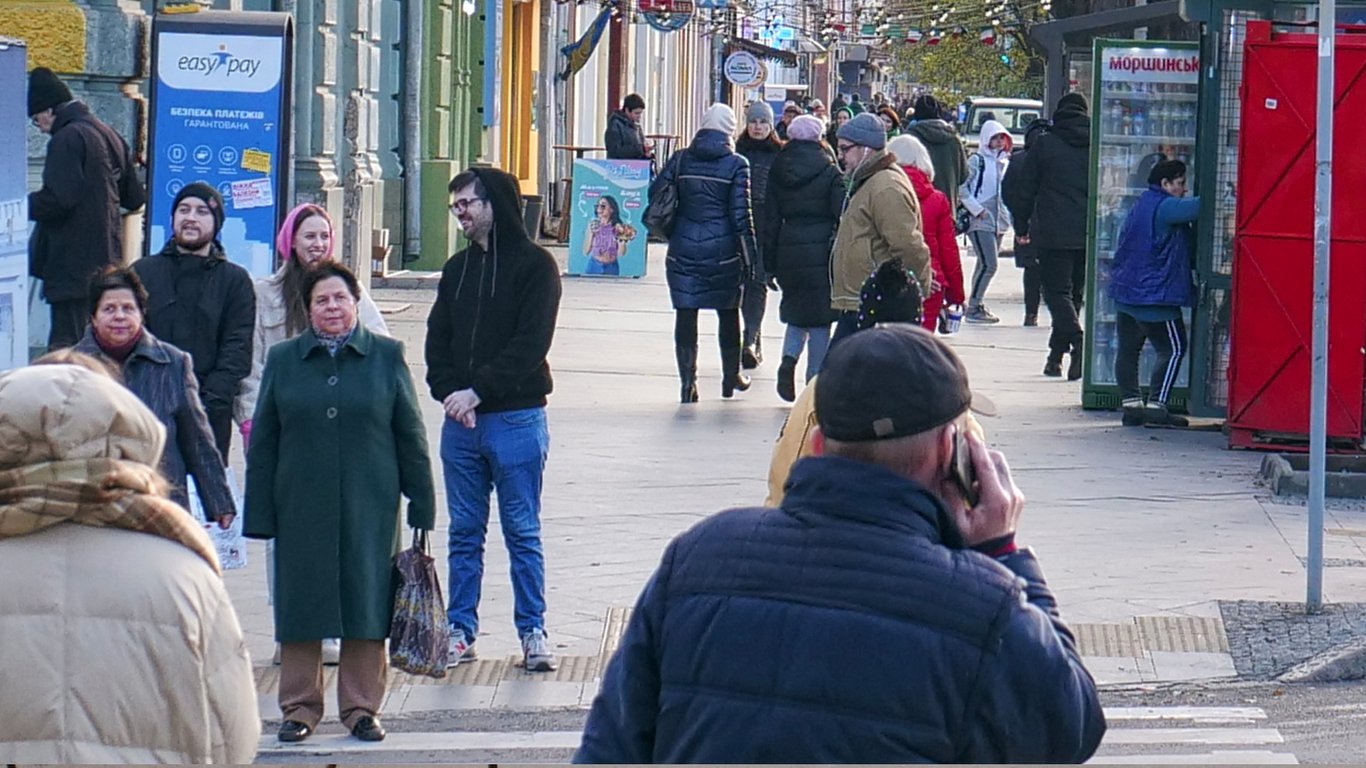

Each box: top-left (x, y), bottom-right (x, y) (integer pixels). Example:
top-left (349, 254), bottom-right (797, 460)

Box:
top-left (904, 28), bottom-right (923, 43)
top-left (979, 26), bottom-right (996, 44)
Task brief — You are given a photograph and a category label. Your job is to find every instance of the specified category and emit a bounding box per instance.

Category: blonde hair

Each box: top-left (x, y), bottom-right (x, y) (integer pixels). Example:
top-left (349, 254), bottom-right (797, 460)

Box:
top-left (887, 135), bottom-right (935, 182)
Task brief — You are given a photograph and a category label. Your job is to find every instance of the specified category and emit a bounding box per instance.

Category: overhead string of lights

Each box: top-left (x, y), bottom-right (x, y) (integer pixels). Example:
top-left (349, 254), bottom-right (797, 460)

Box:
top-left (566, 0), bottom-right (1053, 44)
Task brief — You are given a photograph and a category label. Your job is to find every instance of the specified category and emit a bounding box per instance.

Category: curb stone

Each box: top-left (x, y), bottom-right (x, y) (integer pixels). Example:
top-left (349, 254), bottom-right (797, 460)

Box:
top-left (1277, 635), bottom-right (1366, 683)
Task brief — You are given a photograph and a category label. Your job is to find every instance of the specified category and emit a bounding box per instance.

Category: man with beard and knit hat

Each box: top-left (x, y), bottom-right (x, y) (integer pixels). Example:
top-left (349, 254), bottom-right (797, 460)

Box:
top-left (133, 182), bottom-right (256, 462)
top-left (1002, 92), bottom-right (1092, 380)
top-left (27, 67), bottom-right (145, 349)
top-left (829, 112), bottom-right (931, 344)
top-left (905, 94), bottom-right (969, 211)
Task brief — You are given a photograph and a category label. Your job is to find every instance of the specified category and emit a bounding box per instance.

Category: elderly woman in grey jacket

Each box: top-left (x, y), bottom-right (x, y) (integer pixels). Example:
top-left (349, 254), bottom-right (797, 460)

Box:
top-left (73, 266), bottom-right (236, 527)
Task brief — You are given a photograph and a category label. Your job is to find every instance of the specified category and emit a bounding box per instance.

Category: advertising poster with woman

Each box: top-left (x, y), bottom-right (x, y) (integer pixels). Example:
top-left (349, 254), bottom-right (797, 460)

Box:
top-left (567, 159), bottom-right (650, 277)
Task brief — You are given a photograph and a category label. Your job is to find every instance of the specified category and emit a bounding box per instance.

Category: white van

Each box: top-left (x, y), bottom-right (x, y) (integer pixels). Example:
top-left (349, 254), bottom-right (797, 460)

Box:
top-left (961, 97), bottom-right (1044, 150)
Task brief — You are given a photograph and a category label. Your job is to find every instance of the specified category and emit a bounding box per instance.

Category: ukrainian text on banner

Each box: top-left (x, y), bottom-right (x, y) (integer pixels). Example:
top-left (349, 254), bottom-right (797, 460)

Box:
top-left (567, 160), bottom-right (650, 278)
top-left (146, 13), bottom-right (293, 278)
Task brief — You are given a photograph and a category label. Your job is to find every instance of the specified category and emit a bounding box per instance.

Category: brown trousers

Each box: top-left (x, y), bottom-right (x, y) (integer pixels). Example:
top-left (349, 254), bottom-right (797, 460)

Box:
top-left (279, 639), bottom-right (387, 729)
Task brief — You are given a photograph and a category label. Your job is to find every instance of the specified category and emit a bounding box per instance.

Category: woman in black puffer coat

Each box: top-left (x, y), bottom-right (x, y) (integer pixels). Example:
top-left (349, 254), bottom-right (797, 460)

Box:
top-left (763, 114), bottom-right (845, 402)
top-left (735, 101), bottom-right (784, 372)
top-left (654, 104), bottom-right (758, 403)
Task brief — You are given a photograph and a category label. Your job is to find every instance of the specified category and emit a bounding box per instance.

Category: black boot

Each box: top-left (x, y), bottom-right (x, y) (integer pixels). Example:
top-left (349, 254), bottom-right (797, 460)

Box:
top-left (721, 344), bottom-right (751, 398)
top-left (675, 345), bottom-right (699, 403)
top-left (777, 355), bottom-right (798, 403)
top-left (742, 329), bottom-right (763, 369)
top-left (1067, 331), bottom-right (1085, 381)
top-left (1044, 350), bottom-right (1064, 378)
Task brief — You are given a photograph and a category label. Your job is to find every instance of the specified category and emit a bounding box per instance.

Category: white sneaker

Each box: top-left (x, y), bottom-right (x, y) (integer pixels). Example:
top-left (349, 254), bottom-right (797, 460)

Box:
top-left (446, 629), bottom-right (478, 669)
top-left (521, 628), bottom-right (558, 672)
top-left (322, 638), bottom-right (341, 666)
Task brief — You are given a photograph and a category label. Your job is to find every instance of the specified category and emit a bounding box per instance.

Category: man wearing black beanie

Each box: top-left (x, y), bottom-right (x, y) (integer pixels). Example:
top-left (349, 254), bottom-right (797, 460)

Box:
top-left (27, 66), bottom-right (146, 348)
top-left (132, 181), bottom-right (255, 462)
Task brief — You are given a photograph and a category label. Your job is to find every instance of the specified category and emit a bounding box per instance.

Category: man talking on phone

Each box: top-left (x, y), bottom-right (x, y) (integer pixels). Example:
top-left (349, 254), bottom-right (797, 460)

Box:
top-left (576, 324), bottom-right (1105, 764)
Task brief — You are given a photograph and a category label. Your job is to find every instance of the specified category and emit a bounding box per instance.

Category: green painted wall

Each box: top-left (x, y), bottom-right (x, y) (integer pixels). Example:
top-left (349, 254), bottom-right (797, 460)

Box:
top-left (414, 0), bottom-right (485, 270)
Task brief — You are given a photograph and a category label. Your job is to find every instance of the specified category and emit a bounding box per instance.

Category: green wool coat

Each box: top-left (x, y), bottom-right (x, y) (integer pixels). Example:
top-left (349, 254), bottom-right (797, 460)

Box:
top-left (243, 324), bottom-right (436, 642)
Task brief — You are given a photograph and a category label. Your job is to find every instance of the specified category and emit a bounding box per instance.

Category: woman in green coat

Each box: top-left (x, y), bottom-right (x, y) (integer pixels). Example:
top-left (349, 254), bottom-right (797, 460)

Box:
top-left (244, 262), bottom-right (435, 745)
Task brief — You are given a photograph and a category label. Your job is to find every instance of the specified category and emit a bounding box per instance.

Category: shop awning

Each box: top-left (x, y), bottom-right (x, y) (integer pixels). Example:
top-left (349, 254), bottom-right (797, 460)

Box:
top-left (796, 37), bottom-right (826, 54)
top-left (728, 37), bottom-right (799, 66)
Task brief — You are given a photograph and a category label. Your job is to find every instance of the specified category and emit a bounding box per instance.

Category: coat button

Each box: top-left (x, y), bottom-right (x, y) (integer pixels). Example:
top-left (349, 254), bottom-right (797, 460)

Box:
top-left (328, 375), bottom-right (338, 386)
top-left (326, 407), bottom-right (337, 419)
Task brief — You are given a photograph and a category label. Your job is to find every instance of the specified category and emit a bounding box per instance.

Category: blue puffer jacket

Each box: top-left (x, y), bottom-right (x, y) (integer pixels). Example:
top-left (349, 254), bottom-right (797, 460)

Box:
top-left (1109, 186), bottom-right (1196, 307)
top-left (658, 129), bottom-right (758, 310)
top-left (576, 456), bottom-right (1107, 764)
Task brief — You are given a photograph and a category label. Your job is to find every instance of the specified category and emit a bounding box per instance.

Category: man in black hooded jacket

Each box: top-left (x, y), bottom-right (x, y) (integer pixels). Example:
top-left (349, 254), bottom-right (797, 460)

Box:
top-left (426, 167), bottom-right (563, 674)
top-left (27, 67), bottom-right (145, 348)
top-left (1002, 92), bottom-right (1092, 381)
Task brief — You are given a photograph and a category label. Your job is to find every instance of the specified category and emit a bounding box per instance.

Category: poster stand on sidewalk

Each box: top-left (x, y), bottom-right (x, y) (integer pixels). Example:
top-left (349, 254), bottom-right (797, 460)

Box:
top-left (146, 10), bottom-right (293, 278)
top-left (565, 159), bottom-right (650, 278)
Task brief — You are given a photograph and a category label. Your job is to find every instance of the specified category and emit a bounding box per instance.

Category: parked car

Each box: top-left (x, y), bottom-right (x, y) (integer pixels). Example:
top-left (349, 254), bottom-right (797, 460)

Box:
top-left (960, 97), bottom-right (1044, 150)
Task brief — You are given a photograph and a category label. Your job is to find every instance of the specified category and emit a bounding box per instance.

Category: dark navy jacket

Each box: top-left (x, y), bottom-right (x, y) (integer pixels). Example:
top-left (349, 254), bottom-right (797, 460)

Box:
top-left (576, 456), bottom-right (1106, 764)
top-left (1109, 186), bottom-right (1197, 307)
top-left (658, 129), bottom-right (758, 310)
top-left (74, 328), bottom-right (234, 519)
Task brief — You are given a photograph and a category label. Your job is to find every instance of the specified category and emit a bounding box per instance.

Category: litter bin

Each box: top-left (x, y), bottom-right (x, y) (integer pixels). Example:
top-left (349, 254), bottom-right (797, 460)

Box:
top-left (521, 194), bottom-right (543, 241)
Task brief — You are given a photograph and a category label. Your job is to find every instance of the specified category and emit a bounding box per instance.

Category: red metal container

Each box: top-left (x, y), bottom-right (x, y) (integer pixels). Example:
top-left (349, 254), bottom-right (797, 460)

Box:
top-left (1227, 20), bottom-right (1366, 450)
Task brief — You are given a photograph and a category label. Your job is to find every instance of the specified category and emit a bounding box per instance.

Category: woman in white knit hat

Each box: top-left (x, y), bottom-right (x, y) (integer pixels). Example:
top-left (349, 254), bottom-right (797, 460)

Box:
top-left (649, 103), bottom-right (759, 403)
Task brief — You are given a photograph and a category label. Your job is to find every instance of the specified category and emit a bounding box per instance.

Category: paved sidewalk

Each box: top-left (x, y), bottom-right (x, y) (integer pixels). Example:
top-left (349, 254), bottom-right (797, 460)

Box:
top-left (225, 245), bottom-right (1366, 716)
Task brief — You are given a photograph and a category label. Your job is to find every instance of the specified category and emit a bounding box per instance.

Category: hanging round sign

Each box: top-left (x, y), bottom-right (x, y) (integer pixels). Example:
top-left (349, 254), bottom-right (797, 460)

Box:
top-left (723, 51), bottom-right (764, 87)
top-left (642, 1), bottom-right (692, 33)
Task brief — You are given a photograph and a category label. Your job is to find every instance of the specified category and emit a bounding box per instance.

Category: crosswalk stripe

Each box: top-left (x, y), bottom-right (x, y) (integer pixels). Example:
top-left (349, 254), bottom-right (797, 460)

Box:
top-left (1090, 751), bottom-right (1299, 765)
top-left (256, 730), bottom-right (582, 755)
top-left (1103, 727), bottom-right (1283, 745)
top-left (1104, 706), bottom-right (1266, 722)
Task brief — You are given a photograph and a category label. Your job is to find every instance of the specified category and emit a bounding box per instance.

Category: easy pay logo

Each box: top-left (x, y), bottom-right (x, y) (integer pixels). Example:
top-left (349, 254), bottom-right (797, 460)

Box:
top-left (178, 44), bottom-right (261, 78)
top-left (157, 32), bottom-right (283, 93)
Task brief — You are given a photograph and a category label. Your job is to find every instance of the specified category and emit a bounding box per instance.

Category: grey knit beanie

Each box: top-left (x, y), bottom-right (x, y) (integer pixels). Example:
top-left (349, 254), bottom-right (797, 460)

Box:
top-left (744, 100), bottom-right (774, 125)
top-left (836, 112), bottom-right (887, 150)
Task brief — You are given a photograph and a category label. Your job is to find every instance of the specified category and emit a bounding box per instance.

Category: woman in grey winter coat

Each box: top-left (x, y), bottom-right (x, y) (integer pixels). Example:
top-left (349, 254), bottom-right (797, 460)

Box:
top-left (959, 119), bottom-right (1013, 324)
top-left (72, 266), bottom-right (235, 525)
top-left (605, 93), bottom-right (653, 161)
top-left (652, 103), bottom-right (758, 403)
top-left (735, 101), bottom-right (784, 371)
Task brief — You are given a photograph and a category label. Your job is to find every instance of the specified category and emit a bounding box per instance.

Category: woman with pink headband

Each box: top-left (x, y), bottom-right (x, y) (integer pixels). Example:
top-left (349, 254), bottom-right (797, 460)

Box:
top-left (234, 203), bottom-right (390, 665)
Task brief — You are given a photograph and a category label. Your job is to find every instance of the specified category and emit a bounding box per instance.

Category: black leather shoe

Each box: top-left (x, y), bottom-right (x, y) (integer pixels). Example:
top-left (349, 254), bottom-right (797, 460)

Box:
top-left (1043, 360), bottom-right (1063, 378)
top-left (1067, 352), bottom-right (1084, 381)
top-left (741, 345), bottom-right (762, 369)
top-left (351, 715), bottom-right (387, 742)
top-left (278, 720), bottom-right (312, 743)
top-left (1023, 313), bottom-right (1038, 327)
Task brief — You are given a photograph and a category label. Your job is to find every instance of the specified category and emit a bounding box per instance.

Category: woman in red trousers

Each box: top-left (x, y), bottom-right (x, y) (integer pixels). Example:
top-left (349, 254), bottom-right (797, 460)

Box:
top-left (888, 134), bottom-right (965, 331)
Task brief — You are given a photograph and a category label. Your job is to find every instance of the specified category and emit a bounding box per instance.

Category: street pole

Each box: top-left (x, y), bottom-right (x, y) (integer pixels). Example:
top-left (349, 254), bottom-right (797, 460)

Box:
top-left (1307, 0), bottom-right (1334, 613)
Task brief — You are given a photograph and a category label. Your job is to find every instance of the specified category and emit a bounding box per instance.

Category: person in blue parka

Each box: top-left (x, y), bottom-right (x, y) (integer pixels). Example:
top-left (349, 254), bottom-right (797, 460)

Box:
top-left (652, 103), bottom-right (759, 403)
top-left (1108, 159), bottom-right (1200, 428)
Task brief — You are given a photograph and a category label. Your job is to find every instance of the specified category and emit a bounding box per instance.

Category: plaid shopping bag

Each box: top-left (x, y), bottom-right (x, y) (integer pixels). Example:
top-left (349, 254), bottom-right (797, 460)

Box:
top-left (389, 529), bottom-right (451, 677)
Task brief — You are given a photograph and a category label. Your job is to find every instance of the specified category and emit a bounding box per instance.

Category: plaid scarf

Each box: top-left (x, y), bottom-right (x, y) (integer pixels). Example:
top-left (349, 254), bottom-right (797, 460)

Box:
top-left (0, 458), bottom-right (219, 573)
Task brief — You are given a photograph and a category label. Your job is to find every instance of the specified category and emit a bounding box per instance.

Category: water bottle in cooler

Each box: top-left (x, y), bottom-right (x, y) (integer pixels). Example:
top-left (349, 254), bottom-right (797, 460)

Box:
top-left (1132, 108), bottom-right (1146, 138)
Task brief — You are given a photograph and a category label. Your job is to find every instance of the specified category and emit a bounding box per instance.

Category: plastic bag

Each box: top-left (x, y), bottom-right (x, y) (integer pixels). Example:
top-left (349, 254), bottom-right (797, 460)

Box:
top-left (187, 468), bottom-right (247, 570)
top-left (389, 529), bottom-right (451, 677)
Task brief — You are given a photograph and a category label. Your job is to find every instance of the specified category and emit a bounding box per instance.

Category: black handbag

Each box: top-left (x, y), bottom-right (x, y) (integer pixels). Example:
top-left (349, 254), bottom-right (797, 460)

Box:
top-left (643, 151), bottom-right (684, 240)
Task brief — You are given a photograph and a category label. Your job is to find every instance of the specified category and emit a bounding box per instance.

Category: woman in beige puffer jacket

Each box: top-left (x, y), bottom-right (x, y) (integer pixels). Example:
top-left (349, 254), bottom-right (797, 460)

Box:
top-left (0, 362), bottom-right (260, 764)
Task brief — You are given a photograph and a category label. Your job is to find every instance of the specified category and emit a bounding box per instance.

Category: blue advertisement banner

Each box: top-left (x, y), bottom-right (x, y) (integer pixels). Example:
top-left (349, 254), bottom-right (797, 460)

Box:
top-left (147, 23), bottom-right (290, 277)
top-left (566, 160), bottom-right (650, 278)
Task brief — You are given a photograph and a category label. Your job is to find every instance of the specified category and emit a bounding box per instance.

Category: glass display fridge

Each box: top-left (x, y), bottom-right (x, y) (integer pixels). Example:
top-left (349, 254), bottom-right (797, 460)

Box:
top-left (1082, 39), bottom-right (1201, 411)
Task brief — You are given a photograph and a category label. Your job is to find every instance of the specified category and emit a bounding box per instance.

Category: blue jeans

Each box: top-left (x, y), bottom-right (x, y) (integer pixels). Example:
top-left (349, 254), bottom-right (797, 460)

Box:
top-left (441, 407), bottom-right (549, 640)
top-left (585, 258), bottom-right (619, 275)
top-left (781, 324), bottom-right (831, 382)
